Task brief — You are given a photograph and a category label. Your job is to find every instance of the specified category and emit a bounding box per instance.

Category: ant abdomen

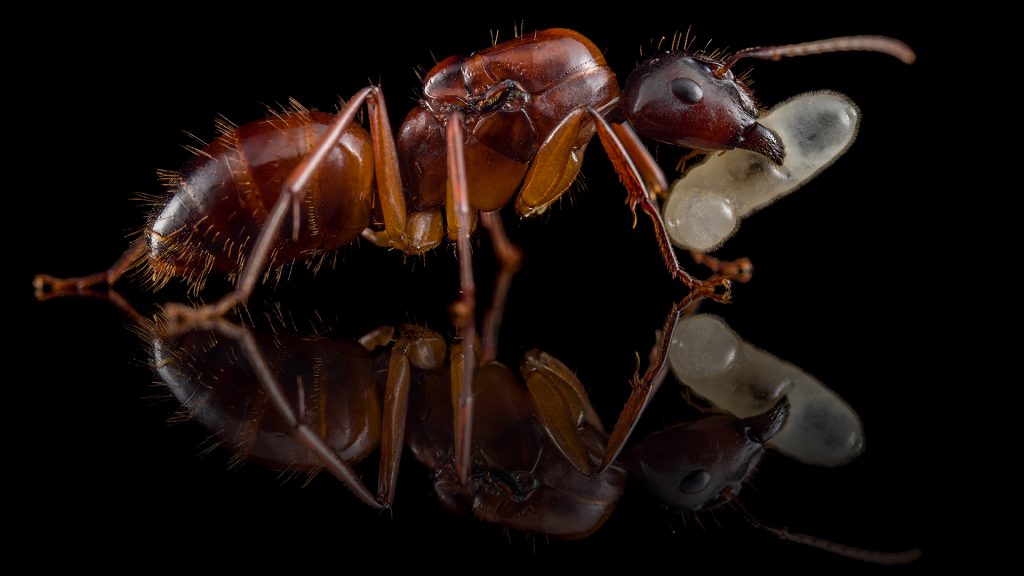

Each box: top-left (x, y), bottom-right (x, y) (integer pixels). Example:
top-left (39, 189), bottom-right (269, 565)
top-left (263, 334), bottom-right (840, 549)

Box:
top-left (147, 109), bottom-right (375, 290)
top-left (154, 328), bottom-right (383, 470)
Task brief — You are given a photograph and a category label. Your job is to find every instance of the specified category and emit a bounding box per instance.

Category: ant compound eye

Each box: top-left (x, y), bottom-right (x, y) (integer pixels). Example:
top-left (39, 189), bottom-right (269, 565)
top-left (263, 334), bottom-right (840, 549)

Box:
top-left (671, 78), bottom-right (704, 104)
top-left (678, 469), bottom-right (712, 494)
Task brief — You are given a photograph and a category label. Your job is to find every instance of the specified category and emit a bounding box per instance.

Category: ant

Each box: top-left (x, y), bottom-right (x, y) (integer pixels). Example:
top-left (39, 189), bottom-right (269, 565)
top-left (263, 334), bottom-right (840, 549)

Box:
top-left (143, 296), bottom-right (918, 562)
top-left (34, 28), bottom-right (914, 484)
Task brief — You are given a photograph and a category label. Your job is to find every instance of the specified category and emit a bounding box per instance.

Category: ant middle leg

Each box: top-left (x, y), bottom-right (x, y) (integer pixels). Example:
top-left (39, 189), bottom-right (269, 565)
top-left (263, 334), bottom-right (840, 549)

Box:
top-left (445, 109), bottom-right (477, 484)
top-left (478, 211), bottom-right (522, 364)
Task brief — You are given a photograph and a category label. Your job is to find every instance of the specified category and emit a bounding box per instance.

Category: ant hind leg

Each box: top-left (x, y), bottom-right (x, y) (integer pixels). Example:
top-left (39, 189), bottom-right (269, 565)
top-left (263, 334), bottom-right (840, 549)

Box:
top-left (34, 236), bottom-right (147, 299)
top-left (689, 250), bottom-right (754, 284)
top-left (163, 86), bottom-right (405, 328)
top-left (479, 211), bottom-right (522, 364)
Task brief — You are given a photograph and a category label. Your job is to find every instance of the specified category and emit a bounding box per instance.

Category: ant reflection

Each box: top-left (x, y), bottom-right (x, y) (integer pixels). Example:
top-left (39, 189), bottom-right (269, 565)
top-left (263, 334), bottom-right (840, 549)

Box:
top-left (35, 29), bottom-right (914, 489)
top-left (133, 296), bottom-right (916, 562)
top-left (668, 314), bottom-right (863, 466)
top-left (146, 309), bottom-right (629, 537)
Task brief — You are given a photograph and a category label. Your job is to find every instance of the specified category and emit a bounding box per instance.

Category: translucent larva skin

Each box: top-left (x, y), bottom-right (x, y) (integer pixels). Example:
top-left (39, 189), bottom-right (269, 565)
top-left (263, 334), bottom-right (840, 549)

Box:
top-left (148, 110), bottom-right (374, 290)
top-left (669, 314), bottom-right (864, 466)
top-left (664, 92), bottom-right (860, 252)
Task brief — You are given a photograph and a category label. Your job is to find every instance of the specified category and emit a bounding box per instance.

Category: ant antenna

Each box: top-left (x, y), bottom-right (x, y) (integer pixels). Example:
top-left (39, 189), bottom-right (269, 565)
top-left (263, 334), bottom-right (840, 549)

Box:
top-left (716, 36), bottom-right (916, 77)
top-left (729, 496), bottom-right (922, 565)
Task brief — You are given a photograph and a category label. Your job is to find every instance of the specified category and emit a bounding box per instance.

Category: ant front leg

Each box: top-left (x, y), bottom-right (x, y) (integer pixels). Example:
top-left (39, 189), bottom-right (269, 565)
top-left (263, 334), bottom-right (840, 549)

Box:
top-left (595, 296), bottom-right (701, 472)
top-left (591, 113), bottom-right (733, 301)
top-left (515, 108), bottom-right (731, 301)
top-left (522, 350), bottom-right (606, 476)
top-left (478, 211), bottom-right (522, 364)
top-left (689, 250), bottom-right (754, 284)
top-left (525, 296), bottom-right (702, 476)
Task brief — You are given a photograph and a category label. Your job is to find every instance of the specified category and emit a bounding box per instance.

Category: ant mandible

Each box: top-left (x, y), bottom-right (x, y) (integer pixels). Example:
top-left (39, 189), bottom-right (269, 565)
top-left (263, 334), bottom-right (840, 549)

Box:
top-left (34, 28), bottom-right (914, 486)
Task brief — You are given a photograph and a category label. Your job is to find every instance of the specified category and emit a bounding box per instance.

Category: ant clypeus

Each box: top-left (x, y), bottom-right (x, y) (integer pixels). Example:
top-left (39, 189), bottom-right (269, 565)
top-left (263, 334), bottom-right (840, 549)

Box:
top-left (34, 28), bottom-right (913, 490)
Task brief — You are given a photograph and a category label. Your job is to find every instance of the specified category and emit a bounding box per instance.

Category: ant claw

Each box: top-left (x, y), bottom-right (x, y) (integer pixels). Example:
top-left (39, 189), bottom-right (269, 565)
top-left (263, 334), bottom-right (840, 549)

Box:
top-left (33, 273), bottom-right (103, 301)
top-left (32, 274), bottom-right (56, 300)
top-left (694, 277), bottom-right (732, 303)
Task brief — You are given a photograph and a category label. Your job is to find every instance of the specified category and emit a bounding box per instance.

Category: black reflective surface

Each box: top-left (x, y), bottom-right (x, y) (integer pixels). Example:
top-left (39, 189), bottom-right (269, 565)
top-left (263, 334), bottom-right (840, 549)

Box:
top-left (16, 12), bottom-right (939, 571)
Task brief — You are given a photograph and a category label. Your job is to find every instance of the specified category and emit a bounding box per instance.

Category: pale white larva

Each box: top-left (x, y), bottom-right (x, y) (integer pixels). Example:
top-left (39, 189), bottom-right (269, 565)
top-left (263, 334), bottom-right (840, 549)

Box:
top-left (669, 314), bottom-right (863, 466)
top-left (664, 92), bottom-right (860, 252)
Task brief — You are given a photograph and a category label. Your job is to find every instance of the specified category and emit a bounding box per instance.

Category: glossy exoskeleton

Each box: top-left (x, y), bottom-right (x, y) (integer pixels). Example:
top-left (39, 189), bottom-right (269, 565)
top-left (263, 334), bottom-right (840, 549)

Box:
top-left (145, 303), bottom-right (918, 562)
top-left (148, 313), bottom-right (626, 534)
top-left (407, 349), bottom-right (626, 539)
top-left (35, 28), bottom-right (914, 488)
top-left (152, 318), bottom-right (438, 508)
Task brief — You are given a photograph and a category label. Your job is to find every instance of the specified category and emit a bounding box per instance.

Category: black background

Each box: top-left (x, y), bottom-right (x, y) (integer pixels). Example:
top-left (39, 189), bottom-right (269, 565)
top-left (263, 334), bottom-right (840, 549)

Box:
top-left (14, 9), bottom-right (943, 572)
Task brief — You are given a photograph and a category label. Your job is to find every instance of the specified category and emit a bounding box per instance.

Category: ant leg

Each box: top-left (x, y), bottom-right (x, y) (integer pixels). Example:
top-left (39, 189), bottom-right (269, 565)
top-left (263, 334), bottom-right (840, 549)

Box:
top-left (689, 250), bottom-right (754, 283)
top-left (515, 108), bottom-right (588, 215)
top-left (445, 109), bottom-right (477, 484)
top-left (588, 111), bottom-right (732, 301)
top-left (673, 149), bottom-right (703, 179)
top-left (358, 326), bottom-right (395, 350)
top-left (208, 319), bottom-right (382, 508)
top-left (34, 236), bottom-right (146, 299)
top-left (378, 325), bottom-right (446, 504)
top-left (514, 109), bottom-right (729, 301)
top-left (164, 86), bottom-right (409, 324)
top-left (377, 334), bottom-right (411, 506)
top-left (478, 211), bottom-right (522, 363)
top-left (526, 295), bottom-right (702, 475)
top-left (355, 324), bottom-right (447, 505)
top-left (596, 294), bottom-right (702, 473)
top-left (522, 350), bottom-right (605, 476)
top-left (359, 228), bottom-right (392, 248)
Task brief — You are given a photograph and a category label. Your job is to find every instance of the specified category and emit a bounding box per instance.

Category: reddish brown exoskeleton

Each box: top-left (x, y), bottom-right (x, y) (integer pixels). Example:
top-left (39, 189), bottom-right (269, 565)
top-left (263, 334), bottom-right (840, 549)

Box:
top-left (146, 303), bottom-right (919, 560)
top-left (149, 310), bottom-right (627, 526)
top-left (627, 398), bottom-right (921, 564)
top-left (34, 29), bottom-right (914, 487)
top-left (407, 345), bottom-right (627, 539)
top-left (153, 316), bottom-right (445, 509)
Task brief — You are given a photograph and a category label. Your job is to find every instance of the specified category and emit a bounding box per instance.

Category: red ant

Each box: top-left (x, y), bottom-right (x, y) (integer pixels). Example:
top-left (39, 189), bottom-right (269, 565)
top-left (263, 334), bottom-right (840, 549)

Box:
top-left (152, 314), bottom-right (627, 533)
top-left (143, 297), bottom-right (918, 562)
top-left (33, 28), bottom-right (913, 485)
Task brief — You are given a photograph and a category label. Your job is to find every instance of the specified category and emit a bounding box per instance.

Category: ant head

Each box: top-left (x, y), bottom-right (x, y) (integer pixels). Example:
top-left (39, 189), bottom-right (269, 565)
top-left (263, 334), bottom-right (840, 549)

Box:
top-left (633, 398), bottom-right (789, 511)
top-left (620, 52), bottom-right (785, 164)
top-left (619, 35), bottom-right (915, 166)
